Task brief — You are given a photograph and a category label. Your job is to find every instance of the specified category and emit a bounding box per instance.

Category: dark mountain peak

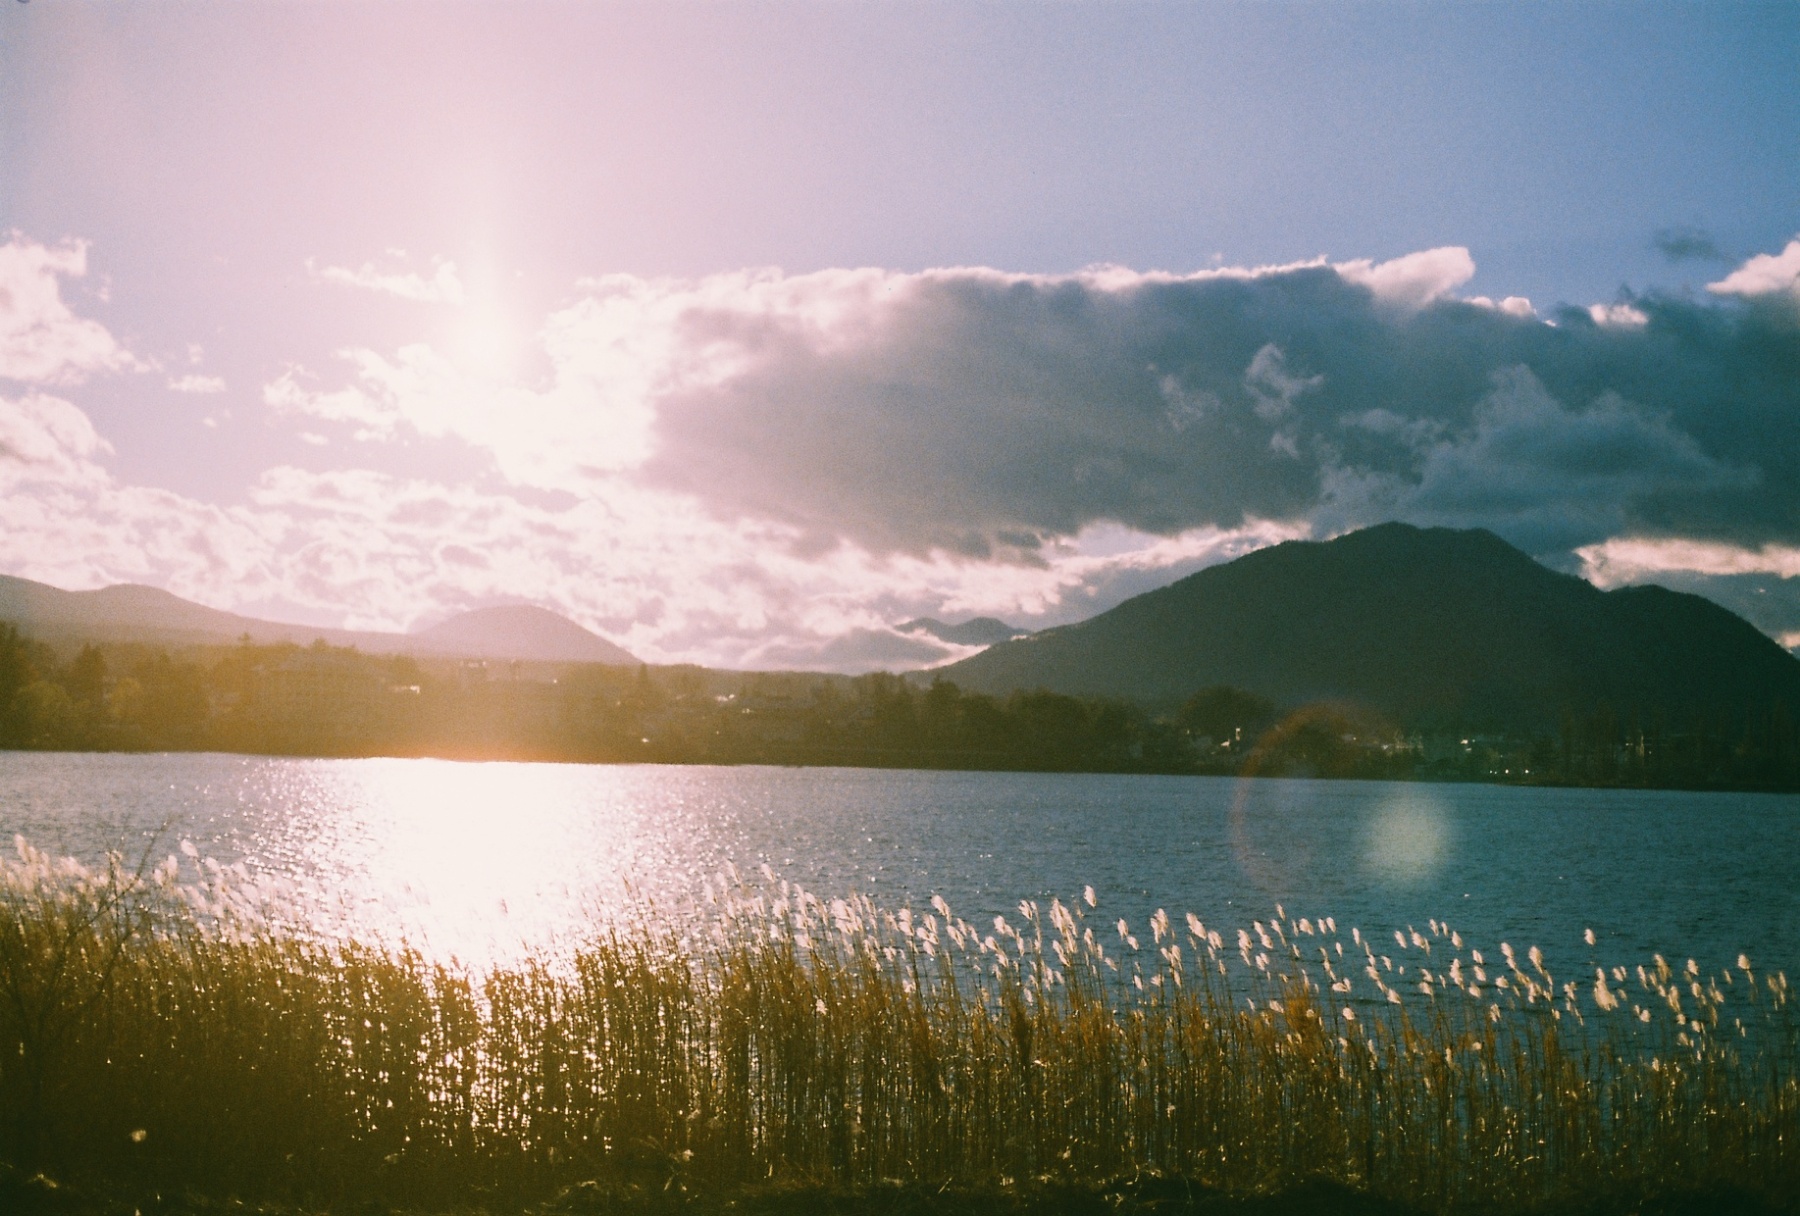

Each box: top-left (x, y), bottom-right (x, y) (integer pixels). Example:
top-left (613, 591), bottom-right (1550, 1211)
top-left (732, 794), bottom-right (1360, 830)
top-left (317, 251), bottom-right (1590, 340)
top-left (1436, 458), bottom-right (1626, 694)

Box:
top-left (1138, 522), bottom-right (1583, 626)
top-left (1245, 521), bottom-right (1541, 574)
top-left (942, 522), bottom-right (1800, 731)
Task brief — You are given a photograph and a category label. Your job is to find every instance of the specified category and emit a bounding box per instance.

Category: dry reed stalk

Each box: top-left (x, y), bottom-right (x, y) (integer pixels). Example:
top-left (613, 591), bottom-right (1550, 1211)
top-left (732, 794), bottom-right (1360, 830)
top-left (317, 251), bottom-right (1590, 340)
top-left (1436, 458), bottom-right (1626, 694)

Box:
top-left (0, 837), bottom-right (1793, 1211)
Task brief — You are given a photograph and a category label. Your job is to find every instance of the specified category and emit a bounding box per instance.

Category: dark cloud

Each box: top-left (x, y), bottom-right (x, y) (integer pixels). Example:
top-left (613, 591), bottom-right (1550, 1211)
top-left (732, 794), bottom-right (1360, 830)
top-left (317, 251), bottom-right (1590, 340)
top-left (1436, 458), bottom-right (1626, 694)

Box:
top-left (642, 256), bottom-right (1800, 569)
top-left (1652, 226), bottom-right (1726, 262)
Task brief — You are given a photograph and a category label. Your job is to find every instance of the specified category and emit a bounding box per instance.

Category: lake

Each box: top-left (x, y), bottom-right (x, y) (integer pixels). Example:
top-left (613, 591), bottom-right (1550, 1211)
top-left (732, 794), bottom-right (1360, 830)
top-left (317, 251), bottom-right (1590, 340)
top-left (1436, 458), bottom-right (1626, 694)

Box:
top-left (2, 750), bottom-right (1796, 977)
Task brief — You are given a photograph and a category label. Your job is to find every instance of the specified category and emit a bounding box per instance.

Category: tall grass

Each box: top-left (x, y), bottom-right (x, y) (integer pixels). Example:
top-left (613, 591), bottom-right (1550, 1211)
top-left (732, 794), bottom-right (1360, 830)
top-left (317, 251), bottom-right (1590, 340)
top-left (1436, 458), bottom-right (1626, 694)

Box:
top-left (0, 837), bottom-right (1794, 1212)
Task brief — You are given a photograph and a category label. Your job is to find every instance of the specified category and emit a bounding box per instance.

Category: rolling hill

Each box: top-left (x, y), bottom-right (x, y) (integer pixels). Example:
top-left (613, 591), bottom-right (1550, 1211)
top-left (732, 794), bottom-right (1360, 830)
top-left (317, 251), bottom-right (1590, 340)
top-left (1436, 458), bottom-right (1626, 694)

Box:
top-left (939, 523), bottom-right (1800, 732)
top-left (0, 574), bottom-right (639, 666)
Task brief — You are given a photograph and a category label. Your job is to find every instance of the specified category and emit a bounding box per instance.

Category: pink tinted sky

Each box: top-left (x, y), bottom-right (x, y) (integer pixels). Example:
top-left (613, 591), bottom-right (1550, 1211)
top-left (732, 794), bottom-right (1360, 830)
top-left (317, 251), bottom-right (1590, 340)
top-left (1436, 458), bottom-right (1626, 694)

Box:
top-left (1, 2), bottom-right (1798, 668)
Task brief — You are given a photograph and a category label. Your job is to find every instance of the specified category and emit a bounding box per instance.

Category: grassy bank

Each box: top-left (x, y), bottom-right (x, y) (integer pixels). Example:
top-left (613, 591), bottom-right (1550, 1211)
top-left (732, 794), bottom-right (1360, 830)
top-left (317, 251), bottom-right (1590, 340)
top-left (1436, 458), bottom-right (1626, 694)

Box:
top-left (0, 839), bottom-right (1794, 1214)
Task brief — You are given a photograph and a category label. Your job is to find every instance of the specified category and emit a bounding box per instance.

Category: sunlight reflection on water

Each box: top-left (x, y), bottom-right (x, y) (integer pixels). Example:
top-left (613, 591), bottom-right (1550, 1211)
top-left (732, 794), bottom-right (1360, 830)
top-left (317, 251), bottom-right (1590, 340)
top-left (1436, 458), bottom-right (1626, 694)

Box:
top-left (2, 751), bottom-right (1798, 975)
top-left (1361, 787), bottom-right (1451, 888)
top-left (270, 759), bottom-right (659, 962)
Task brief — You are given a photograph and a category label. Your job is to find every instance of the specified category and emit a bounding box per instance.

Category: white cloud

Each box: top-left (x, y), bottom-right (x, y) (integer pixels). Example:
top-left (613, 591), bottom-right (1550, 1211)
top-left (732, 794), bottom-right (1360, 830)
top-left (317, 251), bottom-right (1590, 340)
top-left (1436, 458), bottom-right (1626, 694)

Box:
top-left (0, 391), bottom-right (280, 602)
top-left (1586, 302), bottom-right (1649, 328)
top-left (1336, 246), bottom-right (1476, 309)
top-left (168, 373), bottom-right (226, 394)
top-left (309, 254), bottom-right (467, 305)
top-left (0, 392), bottom-right (113, 487)
top-left (1468, 295), bottom-right (1536, 318)
top-left (0, 237), bottom-right (137, 385)
top-left (1577, 536), bottom-right (1800, 587)
top-left (264, 364), bottom-right (396, 437)
top-left (1708, 237), bottom-right (1800, 298)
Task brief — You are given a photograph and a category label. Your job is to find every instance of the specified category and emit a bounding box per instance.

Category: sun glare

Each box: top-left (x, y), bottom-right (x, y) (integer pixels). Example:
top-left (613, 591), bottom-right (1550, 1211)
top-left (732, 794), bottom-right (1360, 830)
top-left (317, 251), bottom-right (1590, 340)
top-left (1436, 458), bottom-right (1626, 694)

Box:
top-left (447, 304), bottom-right (525, 378)
top-left (287, 758), bottom-right (647, 966)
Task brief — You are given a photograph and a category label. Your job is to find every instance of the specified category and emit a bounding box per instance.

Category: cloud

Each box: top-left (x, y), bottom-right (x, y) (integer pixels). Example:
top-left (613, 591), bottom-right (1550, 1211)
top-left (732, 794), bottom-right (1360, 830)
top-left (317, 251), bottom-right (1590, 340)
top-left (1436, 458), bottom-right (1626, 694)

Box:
top-left (1573, 541), bottom-right (1800, 657)
top-left (7, 369), bottom-right (1302, 669)
top-left (268, 319), bottom-right (661, 475)
top-left (1334, 245), bottom-right (1476, 310)
top-left (747, 627), bottom-right (972, 674)
top-left (263, 239), bottom-right (1800, 577)
top-left (1585, 302), bottom-right (1648, 328)
top-left (0, 236), bottom-right (137, 385)
top-left (1327, 369), bottom-right (1757, 556)
top-left (0, 391), bottom-right (279, 603)
top-left (1466, 295), bottom-right (1536, 318)
top-left (13, 232), bottom-right (1800, 670)
top-left (0, 391), bottom-right (113, 487)
top-left (1653, 226), bottom-right (1726, 263)
top-left (168, 373), bottom-right (226, 394)
top-left (629, 247), bottom-right (1797, 560)
top-left (1708, 237), bottom-right (1800, 299)
top-left (308, 254), bottom-right (466, 305)
top-left (234, 465), bottom-right (1304, 668)
top-left (1577, 536), bottom-right (1800, 584)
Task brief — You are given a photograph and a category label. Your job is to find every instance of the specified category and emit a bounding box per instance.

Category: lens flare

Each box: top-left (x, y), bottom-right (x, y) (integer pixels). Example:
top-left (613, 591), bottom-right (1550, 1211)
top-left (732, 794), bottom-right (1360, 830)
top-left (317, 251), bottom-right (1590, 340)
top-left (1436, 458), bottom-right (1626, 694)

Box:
top-left (1361, 789), bottom-right (1450, 887)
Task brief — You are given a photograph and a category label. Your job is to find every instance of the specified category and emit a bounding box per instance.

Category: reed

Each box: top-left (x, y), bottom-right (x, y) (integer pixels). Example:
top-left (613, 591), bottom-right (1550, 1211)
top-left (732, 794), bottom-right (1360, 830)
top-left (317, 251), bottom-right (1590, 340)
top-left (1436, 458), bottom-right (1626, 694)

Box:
top-left (0, 837), bottom-right (1793, 1213)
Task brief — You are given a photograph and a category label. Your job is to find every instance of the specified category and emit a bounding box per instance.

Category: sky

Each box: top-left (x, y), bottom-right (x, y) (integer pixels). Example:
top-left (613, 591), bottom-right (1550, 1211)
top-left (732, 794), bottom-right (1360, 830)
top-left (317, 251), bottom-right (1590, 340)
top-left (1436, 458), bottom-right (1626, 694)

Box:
top-left (1, 1), bottom-right (1797, 671)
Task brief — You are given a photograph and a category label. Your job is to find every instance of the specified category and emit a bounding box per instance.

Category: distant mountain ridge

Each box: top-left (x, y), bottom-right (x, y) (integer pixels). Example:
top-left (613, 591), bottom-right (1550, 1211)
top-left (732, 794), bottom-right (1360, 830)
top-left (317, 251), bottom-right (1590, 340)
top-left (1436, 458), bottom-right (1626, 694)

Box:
top-left (897, 616), bottom-right (1030, 647)
top-left (0, 574), bottom-right (638, 666)
top-left (410, 605), bottom-right (637, 665)
top-left (940, 523), bottom-right (1800, 731)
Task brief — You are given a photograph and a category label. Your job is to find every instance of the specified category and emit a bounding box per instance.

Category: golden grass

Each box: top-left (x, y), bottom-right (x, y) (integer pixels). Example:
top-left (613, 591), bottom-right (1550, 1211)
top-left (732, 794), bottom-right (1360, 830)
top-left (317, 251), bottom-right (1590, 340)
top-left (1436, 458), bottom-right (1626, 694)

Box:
top-left (0, 838), bottom-right (1794, 1213)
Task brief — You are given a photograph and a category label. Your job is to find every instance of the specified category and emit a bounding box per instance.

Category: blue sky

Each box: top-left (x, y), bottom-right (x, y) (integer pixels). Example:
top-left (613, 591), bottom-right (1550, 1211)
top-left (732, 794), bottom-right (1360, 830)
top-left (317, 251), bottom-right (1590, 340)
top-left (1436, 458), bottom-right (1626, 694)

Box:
top-left (1, 2), bottom-right (1797, 668)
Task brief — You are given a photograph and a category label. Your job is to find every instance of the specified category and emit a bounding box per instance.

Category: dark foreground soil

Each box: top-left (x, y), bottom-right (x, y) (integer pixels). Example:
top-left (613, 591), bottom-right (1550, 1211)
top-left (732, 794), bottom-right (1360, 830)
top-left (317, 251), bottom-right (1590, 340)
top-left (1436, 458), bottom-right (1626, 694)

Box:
top-left (2, 1167), bottom-right (1792, 1216)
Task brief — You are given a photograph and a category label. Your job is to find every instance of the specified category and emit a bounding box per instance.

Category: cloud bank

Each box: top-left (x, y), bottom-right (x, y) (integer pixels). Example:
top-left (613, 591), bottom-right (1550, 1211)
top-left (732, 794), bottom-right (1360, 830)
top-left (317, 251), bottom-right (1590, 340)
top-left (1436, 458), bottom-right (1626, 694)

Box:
top-left (6, 232), bottom-right (1800, 666)
top-left (278, 240), bottom-right (1800, 565)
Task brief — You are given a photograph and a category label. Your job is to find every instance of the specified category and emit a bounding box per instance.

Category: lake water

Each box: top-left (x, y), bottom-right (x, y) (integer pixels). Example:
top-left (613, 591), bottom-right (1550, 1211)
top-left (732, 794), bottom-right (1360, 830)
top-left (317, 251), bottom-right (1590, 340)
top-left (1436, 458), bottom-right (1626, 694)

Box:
top-left (2, 750), bottom-right (1796, 977)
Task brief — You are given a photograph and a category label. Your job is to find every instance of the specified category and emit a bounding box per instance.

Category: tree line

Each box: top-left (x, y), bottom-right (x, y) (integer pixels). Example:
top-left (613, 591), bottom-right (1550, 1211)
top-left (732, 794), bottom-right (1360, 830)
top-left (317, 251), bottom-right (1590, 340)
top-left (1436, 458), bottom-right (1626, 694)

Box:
top-left (3, 623), bottom-right (1798, 789)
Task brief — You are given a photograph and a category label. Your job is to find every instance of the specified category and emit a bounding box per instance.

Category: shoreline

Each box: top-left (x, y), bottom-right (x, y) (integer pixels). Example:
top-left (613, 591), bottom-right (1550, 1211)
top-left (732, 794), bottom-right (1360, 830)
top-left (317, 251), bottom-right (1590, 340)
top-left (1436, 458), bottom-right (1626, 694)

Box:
top-left (5, 743), bottom-right (1799, 796)
top-left (5, 1167), bottom-right (1796, 1216)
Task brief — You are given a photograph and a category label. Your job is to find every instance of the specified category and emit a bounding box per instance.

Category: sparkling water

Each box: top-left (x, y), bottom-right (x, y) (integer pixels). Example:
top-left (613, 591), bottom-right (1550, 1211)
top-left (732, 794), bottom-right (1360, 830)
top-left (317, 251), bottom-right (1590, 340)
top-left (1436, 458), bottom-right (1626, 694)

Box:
top-left (2, 750), bottom-right (1795, 976)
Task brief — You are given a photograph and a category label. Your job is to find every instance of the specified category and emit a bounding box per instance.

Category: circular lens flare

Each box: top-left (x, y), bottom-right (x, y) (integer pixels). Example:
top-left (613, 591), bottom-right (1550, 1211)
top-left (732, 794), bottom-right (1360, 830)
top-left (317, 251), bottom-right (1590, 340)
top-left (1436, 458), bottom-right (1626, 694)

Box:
top-left (1361, 788), bottom-right (1451, 888)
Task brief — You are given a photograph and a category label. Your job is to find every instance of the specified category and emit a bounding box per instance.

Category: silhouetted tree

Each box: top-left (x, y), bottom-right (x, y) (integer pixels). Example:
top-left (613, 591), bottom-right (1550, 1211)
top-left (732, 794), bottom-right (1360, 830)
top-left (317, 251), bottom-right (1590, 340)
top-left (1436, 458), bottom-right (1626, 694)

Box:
top-left (64, 645), bottom-right (106, 710)
top-left (0, 624), bottom-right (31, 746)
top-left (1179, 686), bottom-right (1275, 748)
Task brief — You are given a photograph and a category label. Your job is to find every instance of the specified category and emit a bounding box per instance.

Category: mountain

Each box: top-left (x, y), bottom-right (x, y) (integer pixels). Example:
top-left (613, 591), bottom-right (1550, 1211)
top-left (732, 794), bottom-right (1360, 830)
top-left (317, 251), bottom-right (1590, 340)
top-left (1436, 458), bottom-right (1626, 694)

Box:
top-left (0, 573), bottom-right (638, 666)
top-left (897, 616), bottom-right (1030, 647)
top-left (939, 523), bottom-right (1800, 731)
top-left (0, 575), bottom-right (302, 647)
top-left (410, 605), bottom-right (637, 664)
